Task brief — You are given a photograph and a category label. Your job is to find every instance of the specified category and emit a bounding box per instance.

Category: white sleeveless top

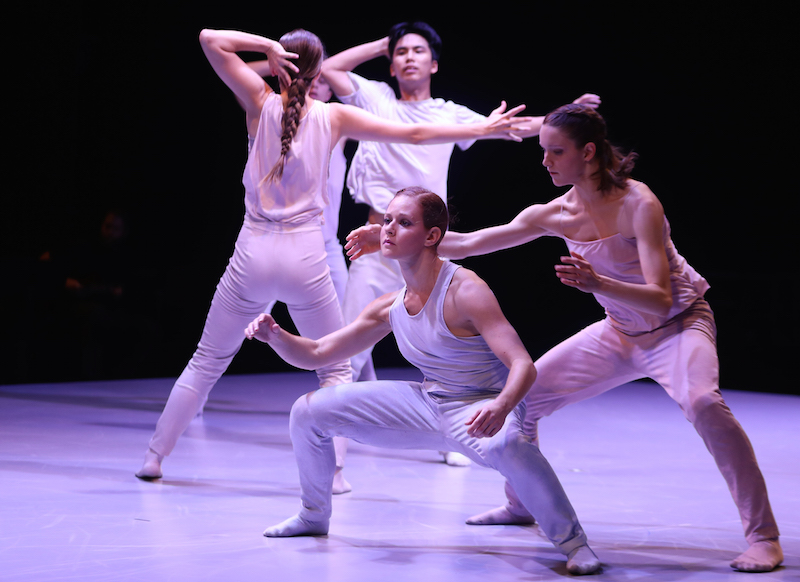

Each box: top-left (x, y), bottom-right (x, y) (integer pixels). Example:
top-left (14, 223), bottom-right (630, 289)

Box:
top-left (389, 260), bottom-right (509, 395)
top-left (242, 93), bottom-right (332, 225)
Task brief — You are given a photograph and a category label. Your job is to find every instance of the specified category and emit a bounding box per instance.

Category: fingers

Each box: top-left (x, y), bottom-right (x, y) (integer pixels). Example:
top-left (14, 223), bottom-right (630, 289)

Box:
top-left (490, 100), bottom-right (508, 115)
top-left (573, 93), bottom-right (601, 108)
top-left (465, 409), bottom-right (502, 438)
top-left (245, 314), bottom-right (274, 340)
top-left (503, 104), bottom-right (526, 117)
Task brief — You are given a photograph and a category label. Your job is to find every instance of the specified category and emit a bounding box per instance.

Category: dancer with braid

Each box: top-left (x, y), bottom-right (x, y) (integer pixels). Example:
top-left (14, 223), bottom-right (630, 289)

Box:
top-left (245, 187), bottom-right (601, 575)
top-left (243, 59), bottom-right (352, 492)
top-left (347, 104), bottom-right (783, 573)
top-left (136, 27), bottom-right (527, 482)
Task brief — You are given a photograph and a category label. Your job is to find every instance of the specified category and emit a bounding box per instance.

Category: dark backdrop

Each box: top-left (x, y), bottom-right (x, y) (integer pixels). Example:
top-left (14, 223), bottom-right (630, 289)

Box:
top-left (3, 4), bottom-right (795, 393)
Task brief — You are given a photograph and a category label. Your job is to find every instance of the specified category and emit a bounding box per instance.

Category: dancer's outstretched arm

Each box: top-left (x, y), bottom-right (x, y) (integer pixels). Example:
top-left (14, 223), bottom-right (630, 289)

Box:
top-left (245, 292), bottom-right (395, 370)
top-left (345, 198), bottom-right (562, 262)
top-left (329, 101), bottom-right (527, 146)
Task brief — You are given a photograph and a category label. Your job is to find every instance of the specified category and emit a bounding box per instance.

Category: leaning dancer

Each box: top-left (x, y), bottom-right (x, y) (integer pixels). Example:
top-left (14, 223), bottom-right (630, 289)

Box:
top-left (245, 187), bottom-right (600, 575)
top-left (136, 27), bottom-right (527, 482)
top-left (348, 104), bottom-right (783, 573)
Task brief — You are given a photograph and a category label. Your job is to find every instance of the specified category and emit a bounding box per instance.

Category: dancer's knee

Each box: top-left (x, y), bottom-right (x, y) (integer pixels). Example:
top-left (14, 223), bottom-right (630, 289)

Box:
top-left (488, 430), bottom-right (535, 471)
top-left (686, 390), bottom-right (729, 425)
top-left (289, 392), bottom-right (317, 434)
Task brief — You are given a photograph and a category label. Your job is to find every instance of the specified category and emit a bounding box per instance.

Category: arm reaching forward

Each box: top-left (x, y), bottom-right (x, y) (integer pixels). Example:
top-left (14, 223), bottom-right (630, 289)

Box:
top-left (245, 293), bottom-right (396, 369)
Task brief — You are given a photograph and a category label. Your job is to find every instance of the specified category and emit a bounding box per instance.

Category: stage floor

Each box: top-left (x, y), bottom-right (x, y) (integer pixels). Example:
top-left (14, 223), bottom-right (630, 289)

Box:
top-left (1, 369), bottom-right (797, 581)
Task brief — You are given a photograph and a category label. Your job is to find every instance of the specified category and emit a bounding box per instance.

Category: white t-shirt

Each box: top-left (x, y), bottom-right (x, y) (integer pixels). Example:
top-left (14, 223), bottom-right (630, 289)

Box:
top-left (340, 73), bottom-right (485, 213)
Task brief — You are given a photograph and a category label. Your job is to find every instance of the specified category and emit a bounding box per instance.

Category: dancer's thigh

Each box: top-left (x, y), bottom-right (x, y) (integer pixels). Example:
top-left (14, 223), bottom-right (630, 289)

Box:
top-left (643, 324), bottom-right (720, 421)
top-left (527, 321), bottom-right (641, 420)
top-left (303, 381), bottom-right (447, 451)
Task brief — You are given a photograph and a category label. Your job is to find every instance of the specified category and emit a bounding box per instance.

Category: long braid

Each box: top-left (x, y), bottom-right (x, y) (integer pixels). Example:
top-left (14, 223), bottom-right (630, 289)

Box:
top-left (261, 29), bottom-right (323, 185)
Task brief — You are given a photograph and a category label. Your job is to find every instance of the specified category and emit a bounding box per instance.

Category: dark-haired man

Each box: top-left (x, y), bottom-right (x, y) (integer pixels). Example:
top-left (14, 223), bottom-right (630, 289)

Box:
top-left (321, 25), bottom-right (598, 457)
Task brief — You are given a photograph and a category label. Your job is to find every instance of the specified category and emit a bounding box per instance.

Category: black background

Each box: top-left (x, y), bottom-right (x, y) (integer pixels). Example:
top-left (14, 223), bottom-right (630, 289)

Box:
top-left (3, 4), bottom-right (795, 393)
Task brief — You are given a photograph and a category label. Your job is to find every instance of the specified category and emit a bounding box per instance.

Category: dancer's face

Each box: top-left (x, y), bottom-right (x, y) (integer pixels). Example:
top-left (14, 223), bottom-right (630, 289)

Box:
top-left (389, 34), bottom-right (438, 85)
top-left (309, 75), bottom-right (333, 102)
top-left (381, 195), bottom-right (438, 259)
top-left (539, 125), bottom-right (594, 187)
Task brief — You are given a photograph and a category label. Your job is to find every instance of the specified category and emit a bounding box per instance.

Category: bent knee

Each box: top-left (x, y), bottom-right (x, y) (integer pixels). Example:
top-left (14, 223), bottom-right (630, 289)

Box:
top-left (289, 391), bottom-right (318, 429)
top-left (685, 390), bottom-right (729, 424)
top-left (485, 430), bottom-right (535, 467)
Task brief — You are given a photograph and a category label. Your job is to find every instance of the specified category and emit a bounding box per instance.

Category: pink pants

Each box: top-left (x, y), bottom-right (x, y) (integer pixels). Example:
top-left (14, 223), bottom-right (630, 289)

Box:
top-left (148, 219), bottom-right (351, 456)
top-left (504, 299), bottom-right (779, 544)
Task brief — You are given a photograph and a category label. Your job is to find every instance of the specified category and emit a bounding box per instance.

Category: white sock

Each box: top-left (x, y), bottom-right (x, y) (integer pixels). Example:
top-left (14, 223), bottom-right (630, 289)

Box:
top-left (465, 506), bottom-right (535, 525)
top-left (566, 545), bottom-right (601, 575)
top-left (441, 451), bottom-right (471, 467)
top-left (263, 515), bottom-right (329, 537)
top-left (135, 448), bottom-right (163, 480)
top-left (332, 467), bottom-right (352, 495)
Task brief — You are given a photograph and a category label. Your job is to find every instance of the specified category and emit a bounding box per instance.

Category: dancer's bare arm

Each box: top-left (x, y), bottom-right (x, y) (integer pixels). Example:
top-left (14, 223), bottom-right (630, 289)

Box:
top-left (199, 29), bottom-right (297, 119)
top-left (329, 101), bottom-right (526, 147)
top-left (320, 37), bottom-right (390, 98)
top-left (445, 270), bottom-right (536, 438)
top-left (245, 293), bottom-right (395, 369)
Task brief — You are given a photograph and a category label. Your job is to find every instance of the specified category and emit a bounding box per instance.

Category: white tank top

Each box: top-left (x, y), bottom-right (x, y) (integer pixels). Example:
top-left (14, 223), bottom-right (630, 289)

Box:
top-left (241, 93), bottom-right (331, 225)
top-left (389, 260), bottom-right (509, 395)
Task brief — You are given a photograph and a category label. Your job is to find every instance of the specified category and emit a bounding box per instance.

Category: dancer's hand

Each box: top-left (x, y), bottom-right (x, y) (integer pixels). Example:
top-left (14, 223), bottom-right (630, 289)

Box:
top-left (265, 41), bottom-right (299, 87)
top-left (345, 224), bottom-right (382, 261)
top-left (245, 313), bottom-right (281, 342)
top-left (555, 251), bottom-right (603, 293)
top-left (484, 101), bottom-right (527, 141)
top-left (572, 93), bottom-right (601, 108)
top-left (465, 401), bottom-right (509, 438)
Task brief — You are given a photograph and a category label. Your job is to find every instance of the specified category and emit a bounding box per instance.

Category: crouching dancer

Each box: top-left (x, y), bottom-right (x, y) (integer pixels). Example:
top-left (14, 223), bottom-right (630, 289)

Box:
top-left (245, 186), bottom-right (600, 575)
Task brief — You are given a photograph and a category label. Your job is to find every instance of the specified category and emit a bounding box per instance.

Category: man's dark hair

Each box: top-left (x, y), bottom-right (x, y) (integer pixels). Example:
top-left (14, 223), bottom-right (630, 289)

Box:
top-left (388, 22), bottom-right (442, 62)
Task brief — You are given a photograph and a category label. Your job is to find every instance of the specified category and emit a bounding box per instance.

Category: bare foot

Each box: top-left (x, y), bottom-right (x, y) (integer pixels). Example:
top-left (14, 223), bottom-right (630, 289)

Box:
top-left (135, 449), bottom-right (163, 481)
top-left (466, 506), bottom-right (535, 526)
top-left (332, 468), bottom-right (352, 495)
top-left (263, 515), bottom-right (329, 537)
top-left (730, 539), bottom-right (783, 572)
top-left (441, 451), bottom-right (472, 467)
top-left (567, 545), bottom-right (601, 575)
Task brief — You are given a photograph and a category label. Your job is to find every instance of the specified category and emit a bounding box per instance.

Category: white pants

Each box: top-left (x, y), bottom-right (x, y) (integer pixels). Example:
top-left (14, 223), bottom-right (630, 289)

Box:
top-left (341, 248), bottom-right (404, 381)
top-left (504, 300), bottom-right (779, 544)
top-left (149, 220), bottom-right (351, 456)
top-left (288, 380), bottom-right (589, 555)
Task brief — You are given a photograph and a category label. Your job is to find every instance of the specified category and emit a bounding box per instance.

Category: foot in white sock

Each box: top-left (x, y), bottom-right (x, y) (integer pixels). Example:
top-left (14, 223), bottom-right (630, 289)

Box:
top-left (135, 449), bottom-right (164, 481)
top-left (566, 545), bottom-right (601, 575)
top-left (465, 506), bottom-right (535, 525)
top-left (263, 515), bottom-right (329, 537)
top-left (441, 451), bottom-right (471, 467)
top-left (332, 467), bottom-right (352, 495)
top-left (730, 539), bottom-right (783, 572)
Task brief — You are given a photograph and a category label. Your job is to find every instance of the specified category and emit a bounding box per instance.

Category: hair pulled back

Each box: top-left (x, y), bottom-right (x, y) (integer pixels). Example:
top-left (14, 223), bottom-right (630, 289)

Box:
top-left (543, 104), bottom-right (638, 193)
top-left (263, 29), bottom-right (324, 184)
top-left (394, 186), bottom-right (449, 247)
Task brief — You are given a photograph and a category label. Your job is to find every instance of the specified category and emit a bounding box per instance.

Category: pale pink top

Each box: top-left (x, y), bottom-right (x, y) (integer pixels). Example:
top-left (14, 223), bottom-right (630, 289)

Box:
top-left (563, 218), bottom-right (710, 335)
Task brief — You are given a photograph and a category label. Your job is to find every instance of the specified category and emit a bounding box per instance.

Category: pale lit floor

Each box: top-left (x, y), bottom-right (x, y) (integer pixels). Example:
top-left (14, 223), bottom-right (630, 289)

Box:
top-left (1, 369), bottom-right (797, 581)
